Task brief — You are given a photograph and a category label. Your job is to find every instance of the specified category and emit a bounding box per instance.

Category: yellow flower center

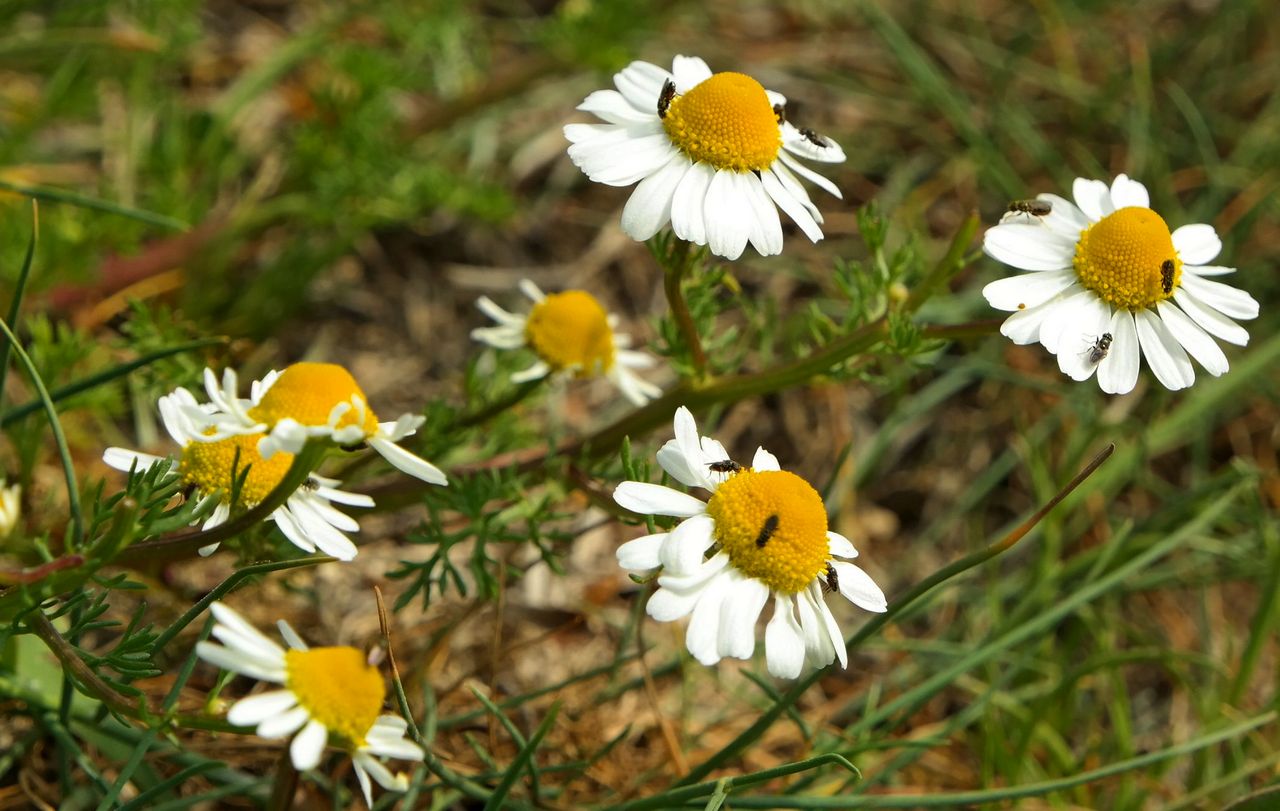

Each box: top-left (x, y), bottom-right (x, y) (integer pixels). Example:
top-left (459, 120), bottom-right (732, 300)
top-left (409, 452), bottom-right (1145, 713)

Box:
top-left (662, 72), bottom-right (781, 173)
top-left (247, 363), bottom-right (380, 437)
top-left (1073, 207), bottom-right (1182, 310)
top-left (705, 470), bottom-right (829, 595)
top-left (524, 290), bottom-right (616, 376)
top-left (284, 646), bottom-right (385, 747)
top-left (179, 434), bottom-right (292, 504)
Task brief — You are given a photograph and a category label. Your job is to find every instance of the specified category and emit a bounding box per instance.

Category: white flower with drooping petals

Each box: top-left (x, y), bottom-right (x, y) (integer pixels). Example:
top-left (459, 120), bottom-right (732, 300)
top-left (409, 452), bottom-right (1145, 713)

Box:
top-left (983, 174), bottom-right (1259, 394)
top-left (471, 279), bottom-right (662, 406)
top-left (613, 407), bottom-right (886, 679)
top-left (566, 55), bottom-right (846, 260)
top-left (196, 602), bottom-right (424, 806)
top-left (103, 387), bottom-right (372, 560)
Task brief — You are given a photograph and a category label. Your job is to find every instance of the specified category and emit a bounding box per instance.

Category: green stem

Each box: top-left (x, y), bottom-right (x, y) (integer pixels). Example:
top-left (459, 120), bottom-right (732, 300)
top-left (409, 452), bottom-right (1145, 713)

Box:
top-left (0, 315), bottom-right (83, 546)
top-left (116, 442), bottom-right (328, 566)
top-left (26, 610), bottom-right (142, 721)
top-left (0, 200), bottom-right (37, 415)
top-left (607, 754), bottom-right (858, 811)
top-left (676, 444), bottom-right (1115, 786)
top-left (451, 378), bottom-right (546, 431)
top-left (660, 239), bottom-right (708, 378)
top-left (266, 752), bottom-right (298, 811)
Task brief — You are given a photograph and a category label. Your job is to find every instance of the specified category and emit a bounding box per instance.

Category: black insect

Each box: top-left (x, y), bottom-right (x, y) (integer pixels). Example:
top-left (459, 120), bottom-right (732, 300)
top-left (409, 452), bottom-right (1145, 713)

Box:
top-left (1007, 199), bottom-right (1053, 217)
top-left (1160, 259), bottom-right (1175, 294)
top-left (755, 514), bottom-right (780, 549)
top-left (822, 562), bottom-right (840, 594)
top-left (799, 127), bottom-right (827, 147)
top-left (773, 103), bottom-right (787, 123)
top-left (657, 80), bottom-right (677, 119)
top-left (708, 459), bottom-right (744, 474)
top-left (1086, 333), bottom-right (1113, 365)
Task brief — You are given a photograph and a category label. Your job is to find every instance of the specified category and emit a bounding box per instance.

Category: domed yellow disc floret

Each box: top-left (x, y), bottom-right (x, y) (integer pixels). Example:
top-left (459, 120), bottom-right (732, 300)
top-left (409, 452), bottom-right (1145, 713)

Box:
top-left (179, 434), bottom-right (292, 504)
top-left (248, 363), bottom-right (380, 436)
top-left (285, 646), bottom-right (385, 746)
top-left (705, 469), bottom-right (829, 595)
top-left (524, 290), bottom-right (616, 377)
top-left (1073, 207), bottom-right (1182, 310)
top-left (662, 72), bottom-right (782, 173)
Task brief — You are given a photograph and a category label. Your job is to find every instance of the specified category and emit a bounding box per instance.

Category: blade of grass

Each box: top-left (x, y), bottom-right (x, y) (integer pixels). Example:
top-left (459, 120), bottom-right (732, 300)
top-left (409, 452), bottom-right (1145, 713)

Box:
top-left (0, 200), bottom-right (37, 414)
top-left (482, 703), bottom-right (559, 811)
top-left (0, 180), bottom-right (187, 231)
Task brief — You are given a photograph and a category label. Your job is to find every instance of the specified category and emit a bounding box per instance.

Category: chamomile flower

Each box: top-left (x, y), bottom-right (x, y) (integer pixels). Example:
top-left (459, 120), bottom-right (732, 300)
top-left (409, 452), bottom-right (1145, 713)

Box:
top-left (471, 279), bottom-right (662, 406)
top-left (200, 363), bottom-right (448, 486)
top-left (103, 387), bottom-right (372, 560)
top-left (983, 174), bottom-right (1260, 394)
top-left (613, 407), bottom-right (886, 679)
top-left (196, 602), bottom-right (423, 806)
top-left (565, 55), bottom-right (845, 260)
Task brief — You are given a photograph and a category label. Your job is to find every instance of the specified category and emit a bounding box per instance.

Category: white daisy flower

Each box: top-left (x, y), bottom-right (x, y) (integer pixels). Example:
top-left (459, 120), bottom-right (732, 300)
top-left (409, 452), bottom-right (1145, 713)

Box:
top-left (565, 54), bottom-right (846, 260)
top-left (195, 602), bottom-right (423, 806)
top-left (471, 279), bottom-right (662, 406)
top-left (198, 363), bottom-right (448, 487)
top-left (612, 407), bottom-right (887, 679)
top-left (982, 174), bottom-right (1260, 394)
top-left (103, 387), bottom-right (373, 560)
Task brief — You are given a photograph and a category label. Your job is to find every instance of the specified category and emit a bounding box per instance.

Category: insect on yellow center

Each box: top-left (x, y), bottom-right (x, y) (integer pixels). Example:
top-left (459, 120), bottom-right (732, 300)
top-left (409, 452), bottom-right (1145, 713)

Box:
top-left (1073, 207), bottom-right (1182, 310)
top-left (179, 434), bottom-right (292, 504)
top-left (524, 290), bottom-right (616, 376)
top-left (284, 646), bottom-right (385, 746)
top-left (662, 72), bottom-right (782, 173)
top-left (247, 362), bottom-right (380, 437)
top-left (705, 470), bottom-right (829, 595)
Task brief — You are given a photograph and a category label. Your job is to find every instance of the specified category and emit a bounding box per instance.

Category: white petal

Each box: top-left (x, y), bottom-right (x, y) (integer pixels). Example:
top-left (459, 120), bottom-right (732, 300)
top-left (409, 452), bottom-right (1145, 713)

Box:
top-left (765, 596), bottom-right (806, 679)
top-left (195, 642), bottom-right (284, 683)
top-left (832, 561), bottom-right (887, 612)
top-left (290, 719), bottom-right (328, 771)
top-left (1134, 308), bottom-right (1194, 391)
top-left (982, 269), bottom-right (1077, 311)
top-left (671, 406), bottom-right (716, 488)
top-left (740, 172), bottom-right (784, 256)
top-left (1172, 223), bottom-right (1222, 265)
top-left (779, 122), bottom-right (846, 163)
top-left (614, 60), bottom-right (674, 113)
top-left (776, 152), bottom-right (841, 201)
top-left (716, 574), bottom-right (769, 660)
top-left (656, 442), bottom-right (704, 489)
top-left (1039, 289), bottom-right (1099, 354)
top-left (813, 586), bottom-right (848, 669)
top-left (620, 154), bottom-right (689, 241)
top-left (751, 447), bottom-right (781, 472)
top-left (1183, 264), bottom-right (1235, 276)
top-left (1173, 288), bottom-right (1250, 346)
top-left (209, 603), bottom-right (285, 658)
top-left (1055, 296), bottom-right (1111, 382)
top-left (257, 706), bottom-right (310, 738)
top-left (1097, 310), bottom-right (1140, 395)
top-left (648, 553), bottom-right (730, 621)
top-left (1178, 274), bottom-right (1259, 320)
top-left (1072, 178), bottom-right (1114, 221)
top-left (670, 55), bottom-right (712, 90)
top-left (659, 513), bottom-right (715, 574)
top-left (794, 587), bottom-right (834, 667)
top-left (368, 436), bottom-right (448, 486)
top-left (276, 620), bottom-right (308, 651)
top-left (1035, 193), bottom-right (1089, 238)
top-left (227, 690), bottom-right (298, 726)
top-left (705, 170), bottom-right (751, 260)
top-left (670, 161), bottom-right (714, 245)
top-left (103, 449), bottom-right (168, 474)
top-left (614, 481), bottom-right (707, 517)
top-left (1156, 301), bottom-right (1229, 376)
top-left (617, 533), bottom-right (666, 571)
top-left (760, 167), bottom-right (823, 243)
top-left (826, 531), bottom-right (857, 559)
top-left (577, 89), bottom-right (653, 126)
top-left (510, 360), bottom-right (551, 383)
top-left (353, 760), bottom-right (374, 807)
top-left (982, 224), bottom-right (1075, 271)
top-left (998, 297), bottom-right (1061, 346)
top-left (1109, 174), bottom-right (1150, 209)
top-left (684, 570), bottom-right (734, 665)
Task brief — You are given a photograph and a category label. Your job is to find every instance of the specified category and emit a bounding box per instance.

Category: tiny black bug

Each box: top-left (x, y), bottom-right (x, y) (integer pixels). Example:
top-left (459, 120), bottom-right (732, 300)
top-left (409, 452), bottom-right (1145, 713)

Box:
top-left (1006, 199), bottom-right (1053, 217)
top-left (773, 103), bottom-right (786, 123)
top-left (1160, 259), bottom-right (1175, 294)
top-left (657, 80), bottom-right (677, 119)
top-left (799, 127), bottom-right (827, 147)
top-left (822, 562), bottom-right (840, 594)
top-left (1086, 333), bottom-right (1113, 365)
top-left (755, 514), bottom-right (779, 549)
top-left (708, 459), bottom-right (744, 474)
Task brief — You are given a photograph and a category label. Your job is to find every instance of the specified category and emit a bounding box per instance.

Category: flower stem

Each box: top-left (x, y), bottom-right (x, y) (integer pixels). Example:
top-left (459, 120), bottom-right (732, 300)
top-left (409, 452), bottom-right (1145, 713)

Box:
top-left (659, 238), bottom-right (709, 379)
